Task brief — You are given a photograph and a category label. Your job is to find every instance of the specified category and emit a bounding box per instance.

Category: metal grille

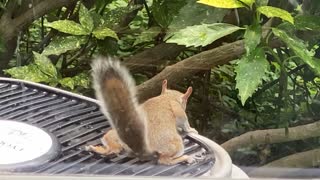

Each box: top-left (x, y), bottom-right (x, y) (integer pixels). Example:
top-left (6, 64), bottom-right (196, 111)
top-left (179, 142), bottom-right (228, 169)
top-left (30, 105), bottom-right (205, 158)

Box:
top-left (0, 78), bottom-right (215, 177)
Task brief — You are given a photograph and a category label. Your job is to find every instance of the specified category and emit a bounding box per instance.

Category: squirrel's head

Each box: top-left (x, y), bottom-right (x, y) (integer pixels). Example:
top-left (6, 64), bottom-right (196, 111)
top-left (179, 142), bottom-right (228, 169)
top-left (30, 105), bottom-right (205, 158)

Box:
top-left (160, 79), bottom-right (193, 110)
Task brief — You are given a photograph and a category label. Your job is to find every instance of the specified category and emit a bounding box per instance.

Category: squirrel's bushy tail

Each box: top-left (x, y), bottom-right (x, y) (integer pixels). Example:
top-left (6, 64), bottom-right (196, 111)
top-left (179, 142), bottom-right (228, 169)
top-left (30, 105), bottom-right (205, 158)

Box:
top-left (91, 56), bottom-right (154, 159)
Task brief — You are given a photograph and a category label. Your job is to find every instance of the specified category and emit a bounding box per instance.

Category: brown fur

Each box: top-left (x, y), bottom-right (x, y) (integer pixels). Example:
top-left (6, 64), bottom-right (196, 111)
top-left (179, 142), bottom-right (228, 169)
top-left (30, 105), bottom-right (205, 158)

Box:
top-left (89, 57), bottom-right (195, 165)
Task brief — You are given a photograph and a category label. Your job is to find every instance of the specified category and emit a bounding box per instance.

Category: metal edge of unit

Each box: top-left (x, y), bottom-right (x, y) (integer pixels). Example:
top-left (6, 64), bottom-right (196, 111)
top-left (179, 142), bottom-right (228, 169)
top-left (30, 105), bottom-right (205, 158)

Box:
top-left (0, 77), bottom-right (232, 178)
top-left (187, 133), bottom-right (233, 178)
top-left (0, 77), bottom-right (100, 104)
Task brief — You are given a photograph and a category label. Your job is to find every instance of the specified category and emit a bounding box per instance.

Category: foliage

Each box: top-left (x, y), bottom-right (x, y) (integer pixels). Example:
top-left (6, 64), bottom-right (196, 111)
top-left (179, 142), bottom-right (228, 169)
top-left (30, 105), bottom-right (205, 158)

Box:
top-left (1, 0), bottom-right (320, 169)
top-left (235, 48), bottom-right (269, 105)
top-left (166, 23), bottom-right (241, 47)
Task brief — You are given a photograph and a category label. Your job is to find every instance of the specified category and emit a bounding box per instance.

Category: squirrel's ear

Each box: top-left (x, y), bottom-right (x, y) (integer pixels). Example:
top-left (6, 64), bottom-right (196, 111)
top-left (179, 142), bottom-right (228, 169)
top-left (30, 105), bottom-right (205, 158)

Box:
top-left (161, 79), bottom-right (168, 94)
top-left (182, 87), bottom-right (193, 101)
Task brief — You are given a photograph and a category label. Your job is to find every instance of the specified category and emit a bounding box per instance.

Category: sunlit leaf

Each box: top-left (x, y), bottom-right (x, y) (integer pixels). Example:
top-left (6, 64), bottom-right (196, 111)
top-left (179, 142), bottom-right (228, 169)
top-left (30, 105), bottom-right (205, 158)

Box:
top-left (235, 47), bottom-right (269, 105)
top-left (197, 0), bottom-right (245, 9)
top-left (3, 64), bottom-right (51, 83)
top-left (59, 73), bottom-right (89, 90)
top-left (92, 25), bottom-right (118, 40)
top-left (72, 73), bottom-right (90, 88)
top-left (59, 77), bottom-right (75, 90)
top-left (42, 36), bottom-right (87, 56)
top-left (257, 6), bottom-right (294, 24)
top-left (244, 23), bottom-right (261, 55)
top-left (79, 4), bottom-right (94, 32)
top-left (45, 20), bottom-right (89, 35)
top-left (273, 28), bottom-right (320, 75)
top-left (33, 52), bottom-right (58, 78)
top-left (166, 23), bottom-right (241, 47)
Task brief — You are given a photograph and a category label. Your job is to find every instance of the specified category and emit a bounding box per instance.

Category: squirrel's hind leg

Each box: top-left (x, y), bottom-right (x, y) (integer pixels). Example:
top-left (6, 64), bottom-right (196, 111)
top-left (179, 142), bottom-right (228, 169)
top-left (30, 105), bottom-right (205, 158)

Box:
top-left (86, 130), bottom-right (123, 155)
top-left (157, 154), bottom-right (195, 165)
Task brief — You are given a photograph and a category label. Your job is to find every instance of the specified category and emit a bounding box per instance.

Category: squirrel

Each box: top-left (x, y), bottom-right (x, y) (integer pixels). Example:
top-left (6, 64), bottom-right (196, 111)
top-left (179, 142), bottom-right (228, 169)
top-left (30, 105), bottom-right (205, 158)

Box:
top-left (87, 56), bottom-right (197, 165)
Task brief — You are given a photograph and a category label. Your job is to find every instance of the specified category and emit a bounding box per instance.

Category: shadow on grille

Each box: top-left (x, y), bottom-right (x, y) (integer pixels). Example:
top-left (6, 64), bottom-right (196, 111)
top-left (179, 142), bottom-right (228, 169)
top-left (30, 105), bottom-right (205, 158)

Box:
top-left (0, 79), bottom-right (215, 177)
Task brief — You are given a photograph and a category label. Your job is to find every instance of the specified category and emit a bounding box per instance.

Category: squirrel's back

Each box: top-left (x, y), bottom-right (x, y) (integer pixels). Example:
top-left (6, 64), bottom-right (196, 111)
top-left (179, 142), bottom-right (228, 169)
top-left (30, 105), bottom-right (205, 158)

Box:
top-left (91, 56), bottom-right (154, 160)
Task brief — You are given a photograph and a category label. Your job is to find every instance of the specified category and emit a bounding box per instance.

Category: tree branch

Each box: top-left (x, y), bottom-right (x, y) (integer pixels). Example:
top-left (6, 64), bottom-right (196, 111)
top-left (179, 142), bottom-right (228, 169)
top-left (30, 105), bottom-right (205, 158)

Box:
top-left (136, 39), bottom-right (282, 102)
top-left (123, 43), bottom-right (186, 73)
top-left (1, 0), bottom-right (76, 41)
top-left (248, 148), bottom-right (320, 178)
top-left (264, 148), bottom-right (320, 168)
top-left (221, 120), bottom-right (320, 154)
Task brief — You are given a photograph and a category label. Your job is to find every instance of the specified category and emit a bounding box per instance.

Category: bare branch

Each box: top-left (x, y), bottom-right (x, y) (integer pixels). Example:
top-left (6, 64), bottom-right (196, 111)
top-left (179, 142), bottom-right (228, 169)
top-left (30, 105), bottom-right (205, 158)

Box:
top-left (248, 148), bottom-right (320, 177)
top-left (123, 43), bottom-right (185, 73)
top-left (221, 120), bottom-right (320, 154)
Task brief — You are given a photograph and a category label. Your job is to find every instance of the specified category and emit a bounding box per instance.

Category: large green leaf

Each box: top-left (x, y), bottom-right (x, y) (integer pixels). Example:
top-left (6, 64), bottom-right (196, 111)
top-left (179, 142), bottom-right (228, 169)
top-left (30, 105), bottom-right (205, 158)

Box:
top-left (235, 48), bottom-right (269, 105)
top-left (257, 6), bottom-right (294, 24)
top-left (33, 52), bottom-right (58, 78)
top-left (197, 0), bottom-right (245, 9)
top-left (152, 0), bottom-right (187, 28)
top-left (79, 4), bottom-right (94, 32)
top-left (166, 23), bottom-right (241, 47)
top-left (244, 23), bottom-right (261, 55)
top-left (295, 15), bottom-right (320, 31)
top-left (42, 36), bottom-right (87, 56)
top-left (4, 64), bottom-right (51, 83)
top-left (92, 25), bottom-right (118, 40)
top-left (169, 0), bottom-right (228, 30)
top-left (45, 20), bottom-right (88, 35)
top-left (272, 28), bottom-right (320, 75)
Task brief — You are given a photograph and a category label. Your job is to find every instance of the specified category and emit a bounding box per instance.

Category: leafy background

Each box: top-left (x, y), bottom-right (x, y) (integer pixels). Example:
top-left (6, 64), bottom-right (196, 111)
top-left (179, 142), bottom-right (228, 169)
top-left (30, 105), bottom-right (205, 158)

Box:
top-left (1, 0), bottom-right (320, 177)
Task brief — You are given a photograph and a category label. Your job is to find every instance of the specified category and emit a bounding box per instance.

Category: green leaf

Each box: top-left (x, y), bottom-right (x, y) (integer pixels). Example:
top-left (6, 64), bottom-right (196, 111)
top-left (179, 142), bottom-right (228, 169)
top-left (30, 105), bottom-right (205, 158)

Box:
top-left (59, 73), bottom-right (89, 90)
top-left (257, 6), bottom-right (294, 24)
top-left (72, 73), bottom-right (90, 88)
top-left (166, 23), bottom-right (241, 47)
top-left (92, 25), bottom-right (118, 40)
top-left (256, 0), bottom-right (268, 6)
top-left (244, 23), bottom-right (262, 55)
top-left (239, 0), bottom-right (255, 8)
top-left (79, 4), bottom-right (94, 32)
top-left (197, 0), bottom-right (245, 9)
top-left (152, 0), bottom-right (187, 28)
top-left (169, 0), bottom-right (228, 30)
top-left (133, 27), bottom-right (161, 46)
top-left (45, 20), bottom-right (89, 35)
top-left (235, 48), bottom-right (269, 105)
top-left (272, 28), bottom-right (320, 75)
top-left (59, 77), bottom-right (75, 90)
top-left (295, 15), bottom-right (320, 31)
top-left (42, 36), bottom-right (87, 56)
top-left (33, 52), bottom-right (58, 78)
top-left (4, 64), bottom-right (51, 83)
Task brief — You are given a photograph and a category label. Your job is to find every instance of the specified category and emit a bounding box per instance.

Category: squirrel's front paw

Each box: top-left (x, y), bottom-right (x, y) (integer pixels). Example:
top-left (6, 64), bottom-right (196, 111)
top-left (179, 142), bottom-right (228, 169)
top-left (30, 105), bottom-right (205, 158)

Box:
top-left (85, 145), bottom-right (94, 151)
top-left (186, 156), bottom-right (197, 164)
top-left (189, 128), bottom-right (198, 134)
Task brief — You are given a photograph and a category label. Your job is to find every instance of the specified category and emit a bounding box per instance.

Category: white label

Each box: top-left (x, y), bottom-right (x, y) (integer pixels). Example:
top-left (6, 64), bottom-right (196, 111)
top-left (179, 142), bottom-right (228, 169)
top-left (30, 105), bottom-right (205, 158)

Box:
top-left (0, 120), bottom-right (53, 165)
